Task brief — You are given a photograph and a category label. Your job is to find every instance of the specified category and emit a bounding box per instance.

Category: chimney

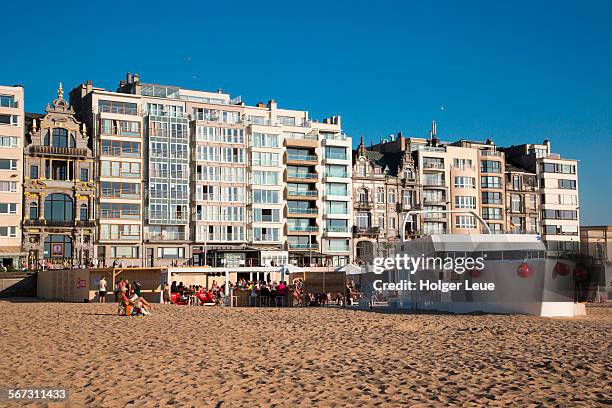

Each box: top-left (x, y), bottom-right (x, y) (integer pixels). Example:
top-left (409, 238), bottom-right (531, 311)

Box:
top-left (133, 73), bottom-right (140, 83)
top-left (431, 120), bottom-right (437, 138)
top-left (217, 88), bottom-right (222, 94)
top-left (256, 102), bottom-right (265, 108)
top-left (127, 72), bottom-right (133, 84)
top-left (543, 139), bottom-right (551, 154)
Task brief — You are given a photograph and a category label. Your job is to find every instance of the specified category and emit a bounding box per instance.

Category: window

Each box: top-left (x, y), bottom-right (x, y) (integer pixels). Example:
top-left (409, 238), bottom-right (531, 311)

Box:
top-left (253, 227), bottom-right (280, 242)
top-left (455, 196), bottom-right (476, 209)
top-left (541, 163), bottom-right (576, 174)
top-left (0, 181), bottom-right (17, 192)
top-left (512, 175), bottom-right (521, 190)
top-left (110, 246), bottom-right (139, 258)
top-left (50, 128), bottom-right (75, 148)
top-left (480, 160), bottom-right (501, 173)
top-left (252, 171), bottom-right (279, 185)
top-left (558, 179), bottom-right (577, 189)
top-left (403, 191), bottom-right (413, 206)
top-left (30, 165), bottom-right (38, 179)
top-left (44, 193), bottom-right (73, 222)
top-left (253, 208), bottom-right (281, 222)
top-left (456, 215), bottom-right (476, 229)
top-left (0, 114), bottom-right (18, 125)
top-left (376, 188), bottom-right (385, 203)
top-left (326, 219), bottom-right (348, 232)
top-left (528, 194), bottom-right (536, 209)
top-left (0, 95), bottom-right (15, 107)
top-left (358, 188), bottom-right (369, 203)
top-left (454, 176), bottom-right (475, 188)
top-left (253, 190), bottom-right (279, 204)
top-left (511, 195), bottom-right (522, 212)
top-left (101, 225), bottom-right (140, 241)
top-left (541, 210), bottom-right (578, 220)
top-left (0, 159), bottom-right (18, 170)
top-left (326, 201), bottom-right (348, 215)
top-left (388, 190), bottom-right (396, 204)
top-left (0, 203), bottom-right (17, 214)
top-left (29, 202), bottom-right (38, 219)
top-left (325, 147), bottom-right (347, 160)
top-left (0, 136), bottom-right (18, 147)
top-left (326, 165), bottom-right (348, 178)
top-left (80, 168), bottom-right (89, 182)
top-left (80, 204), bottom-right (89, 221)
top-left (0, 226), bottom-right (17, 237)
top-left (44, 235), bottom-right (72, 258)
top-left (324, 239), bottom-right (350, 252)
top-left (356, 212), bottom-right (370, 228)
top-left (481, 176), bottom-right (501, 188)
top-left (326, 183), bottom-right (348, 196)
top-left (482, 207), bottom-right (502, 220)
top-left (157, 247), bottom-right (185, 259)
top-left (481, 192), bottom-right (502, 204)
top-left (252, 133), bottom-right (279, 148)
top-left (99, 100), bottom-right (138, 115)
top-left (252, 152), bottom-right (280, 167)
top-left (101, 203), bottom-right (140, 219)
top-left (453, 158), bottom-right (472, 169)
top-left (378, 216), bottom-right (385, 228)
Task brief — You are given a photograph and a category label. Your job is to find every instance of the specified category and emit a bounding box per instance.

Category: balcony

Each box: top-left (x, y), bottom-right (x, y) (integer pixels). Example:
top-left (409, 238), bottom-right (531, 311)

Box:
top-left (29, 145), bottom-right (89, 158)
top-left (423, 197), bottom-right (446, 205)
top-left (423, 180), bottom-right (446, 187)
top-left (288, 207), bottom-right (318, 215)
top-left (287, 190), bottom-right (317, 198)
top-left (324, 226), bottom-right (350, 233)
top-left (99, 105), bottom-right (139, 116)
top-left (288, 243), bottom-right (318, 250)
top-left (423, 162), bottom-right (445, 170)
top-left (324, 153), bottom-right (348, 161)
top-left (101, 189), bottom-right (140, 199)
top-left (23, 219), bottom-right (95, 228)
top-left (481, 150), bottom-right (501, 157)
top-left (287, 154), bottom-right (317, 162)
top-left (423, 212), bottom-right (447, 220)
top-left (325, 171), bottom-right (349, 179)
top-left (100, 127), bottom-right (141, 137)
top-left (355, 200), bottom-right (372, 209)
top-left (288, 226), bottom-right (318, 232)
top-left (148, 129), bottom-right (189, 138)
top-left (100, 210), bottom-right (140, 219)
top-left (287, 172), bottom-right (318, 180)
top-left (144, 231), bottom-right (188, 241)
top-left (353, 226), bottom-right (380, 236)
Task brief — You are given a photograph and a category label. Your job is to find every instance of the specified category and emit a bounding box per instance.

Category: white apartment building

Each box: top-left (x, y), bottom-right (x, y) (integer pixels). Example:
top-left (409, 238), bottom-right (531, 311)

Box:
top-left (0, 85), bottom-right (24, 268)
top-left (70, 81), bottom-right (145, 267)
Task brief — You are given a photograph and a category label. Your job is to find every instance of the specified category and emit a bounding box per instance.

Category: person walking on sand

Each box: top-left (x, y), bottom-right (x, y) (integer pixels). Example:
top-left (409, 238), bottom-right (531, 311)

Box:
top-left (98, 276), bottom-right (107, 303)
top-left (163, 282), bottom-right (170, 304)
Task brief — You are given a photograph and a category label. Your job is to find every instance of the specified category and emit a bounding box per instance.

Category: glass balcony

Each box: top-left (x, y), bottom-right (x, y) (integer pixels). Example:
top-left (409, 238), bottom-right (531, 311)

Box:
top-left (287, 154), bottom-right (317, 162)
top-left (288, 226), bottom-right (318, 232)
top-left (288, 243), bottom-right (318, 250)
top-left (287, 190), bottom-right (317, 197)
top-left (288, 208), bottom-right (318, 214)
top-left (325, 226), bottom-right (349, 233)
top-left (287, 172), bottom-right (318, 179)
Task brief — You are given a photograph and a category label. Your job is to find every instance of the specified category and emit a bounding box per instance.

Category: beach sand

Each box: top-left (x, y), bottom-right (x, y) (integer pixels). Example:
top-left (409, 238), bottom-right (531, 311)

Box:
top-left (0, 300), bottom-right (610, 407)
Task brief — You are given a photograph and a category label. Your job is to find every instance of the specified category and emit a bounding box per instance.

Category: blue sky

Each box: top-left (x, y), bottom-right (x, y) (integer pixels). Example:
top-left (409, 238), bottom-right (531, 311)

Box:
top-left (3, 0), bottom-right (611, 224)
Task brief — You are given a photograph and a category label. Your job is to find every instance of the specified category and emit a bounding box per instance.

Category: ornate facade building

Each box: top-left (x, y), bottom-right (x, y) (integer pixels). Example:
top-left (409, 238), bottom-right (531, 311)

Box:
top-left (352, 137), bottom-right (419, 263)
top-left (22, 85), bottom-right (96, 268)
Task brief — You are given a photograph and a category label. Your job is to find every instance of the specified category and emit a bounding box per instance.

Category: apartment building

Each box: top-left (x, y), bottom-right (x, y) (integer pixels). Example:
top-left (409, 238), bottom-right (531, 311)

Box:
top-left (22, 85), bottom-right (96, 268)
top-left (70, 81), bottom-right (145, 267)
top-left (451, 139), bottom-right (506, 234)
top-left (504, 163), bottom-right (539, 234)
top-left (0, 85), bottom-right (24, 268)
top-left (71, 73), bottom-right (351, 267)
top-left (503, 141), bottom-right (580, 254)
top-left (115, 77), bottom-right (191, 267)
top-left (352, 137), bottom-right (419, 263)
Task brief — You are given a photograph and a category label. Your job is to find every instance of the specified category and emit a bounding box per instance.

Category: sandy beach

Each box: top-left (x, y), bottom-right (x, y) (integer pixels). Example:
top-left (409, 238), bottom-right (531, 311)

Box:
top-left (0, 300), bottom-right (610, 407)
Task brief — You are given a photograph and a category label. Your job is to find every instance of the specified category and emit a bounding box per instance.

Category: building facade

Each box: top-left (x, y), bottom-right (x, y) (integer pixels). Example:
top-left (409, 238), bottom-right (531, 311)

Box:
top-left (22, 85), bottom-right (96, 268)
top-left (0, 85), bottom-right (24, 268)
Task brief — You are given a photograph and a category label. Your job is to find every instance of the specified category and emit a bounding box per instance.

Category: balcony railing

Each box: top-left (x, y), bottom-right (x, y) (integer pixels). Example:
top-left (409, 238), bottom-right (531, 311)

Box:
top-left (288, 243), bottom-right (318, 250)
top-left (325, 153), bottom-right (348, 160)
top-left (288, 208), bottom-right (318, 214)
top-left (29, 145), bottom-right (89, 157)
top-left (101, 188), bottom-right (140, 199)
top-left (481, 150), bottom-right (501, 157)
top-left (287, 190), bottom-right (317, 197)
top-left (423, 162), bottom-right (445, 170)
top-left (355, 200), bottom-right (372, 208)
top-left (287, 172), bottom-right (318, 179)
top-left (100, 126), bottom-right (141, 137)
top-left (423, 180), bottom-right (446, 187)
top-left (148, 129), bottom-right (189, 138)
top-left (287, 154), bottom-right (317, 162)
top-left (288, 226), bottom-right (318, 232)
top-left (100, 210), bottom-right (140, 219)
top-left (325, 172), bottom-right (349, 178)
top-left (99, 105), bottom-right (139, 116)
top-left (144, 232), bottom-right (188, 241)
top-left (353, 226), bottom-right (380, 235)
top-left (285, 132), bottom-right (317, 141)
top-left (324, 226), bottom-right (349, 233)
top-left (24, 219), bottom-right (95, 228)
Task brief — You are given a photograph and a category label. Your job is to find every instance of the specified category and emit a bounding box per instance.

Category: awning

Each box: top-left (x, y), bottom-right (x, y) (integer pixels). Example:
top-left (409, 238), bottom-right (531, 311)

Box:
top-left (0, 246), bottom-right (25, 256)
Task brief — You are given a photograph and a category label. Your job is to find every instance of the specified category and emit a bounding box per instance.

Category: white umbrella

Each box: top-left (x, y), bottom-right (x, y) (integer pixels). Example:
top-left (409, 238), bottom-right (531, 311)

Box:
top-left (337, 264), bottom-right (364, 275)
